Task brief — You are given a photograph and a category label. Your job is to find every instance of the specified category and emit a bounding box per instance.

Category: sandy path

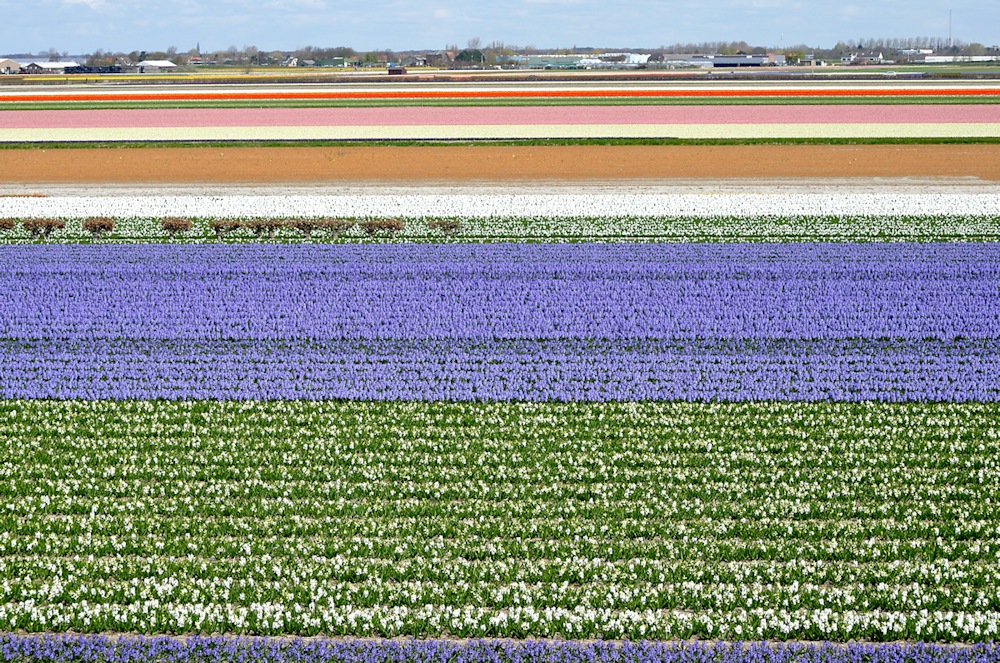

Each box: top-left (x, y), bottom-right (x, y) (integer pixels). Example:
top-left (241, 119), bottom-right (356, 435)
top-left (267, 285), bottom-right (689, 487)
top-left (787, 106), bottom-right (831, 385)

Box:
top-left (2, 144), bottom-right (1000, 184)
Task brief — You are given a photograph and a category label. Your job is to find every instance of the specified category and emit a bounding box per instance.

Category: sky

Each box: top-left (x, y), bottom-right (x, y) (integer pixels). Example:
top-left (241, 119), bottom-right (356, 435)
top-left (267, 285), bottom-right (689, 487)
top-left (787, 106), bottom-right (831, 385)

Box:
top-left (1, 0), bottom-right (997, 56)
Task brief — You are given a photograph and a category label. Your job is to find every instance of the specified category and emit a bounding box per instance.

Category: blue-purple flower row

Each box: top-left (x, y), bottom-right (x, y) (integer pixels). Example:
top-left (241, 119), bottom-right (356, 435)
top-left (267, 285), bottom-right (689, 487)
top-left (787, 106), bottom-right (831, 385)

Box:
top-left (3, 337), bottom-right (997, 401)
top-left (3, 243), bottom-right (999, 401)
top-left (2, 636), bottom-right (998, 663)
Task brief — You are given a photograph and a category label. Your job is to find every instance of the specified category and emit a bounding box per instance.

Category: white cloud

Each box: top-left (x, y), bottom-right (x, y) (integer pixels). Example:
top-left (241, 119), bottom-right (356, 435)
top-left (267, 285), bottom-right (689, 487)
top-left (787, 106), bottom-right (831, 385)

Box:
top-left (62, 0), bottom-right (108, 9)
top-left (748, 0), bottom-right (802, 8)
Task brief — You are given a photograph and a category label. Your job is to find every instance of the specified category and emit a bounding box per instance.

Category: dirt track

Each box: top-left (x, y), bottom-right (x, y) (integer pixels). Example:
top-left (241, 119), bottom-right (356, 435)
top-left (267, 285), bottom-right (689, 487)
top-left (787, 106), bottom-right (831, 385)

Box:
top-left (3, 144), bottom-right (1000, 183)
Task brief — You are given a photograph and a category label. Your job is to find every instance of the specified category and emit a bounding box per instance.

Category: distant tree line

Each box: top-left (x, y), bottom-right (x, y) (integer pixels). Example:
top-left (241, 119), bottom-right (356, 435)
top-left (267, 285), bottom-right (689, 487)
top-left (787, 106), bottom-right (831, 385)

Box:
top-left (26, 36), bottom-right (997, 70)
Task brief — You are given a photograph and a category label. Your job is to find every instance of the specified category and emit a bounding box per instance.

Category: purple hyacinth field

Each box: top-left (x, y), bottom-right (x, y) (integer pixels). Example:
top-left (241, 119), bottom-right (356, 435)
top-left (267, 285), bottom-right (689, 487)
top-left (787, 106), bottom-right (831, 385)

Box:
top-left (2, 243), bottom-right (999, 401)
top-left (4, 224), bottom-right (1000, 649)
top-left (2, 636), bottom-right (999, 663)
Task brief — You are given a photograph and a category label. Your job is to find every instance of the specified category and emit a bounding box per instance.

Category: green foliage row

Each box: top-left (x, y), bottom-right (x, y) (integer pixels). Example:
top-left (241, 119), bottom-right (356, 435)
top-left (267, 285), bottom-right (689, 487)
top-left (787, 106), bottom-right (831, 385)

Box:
top-left (1, 400), bottom-right (999, 640)
top-left (1, 215), bottom-right (998, 243)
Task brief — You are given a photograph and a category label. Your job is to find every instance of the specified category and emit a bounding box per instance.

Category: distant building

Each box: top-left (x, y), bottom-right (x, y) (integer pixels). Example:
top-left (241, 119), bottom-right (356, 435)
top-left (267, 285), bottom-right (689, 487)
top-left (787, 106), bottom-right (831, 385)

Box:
top-left (424, 51), bottom-right (455, 67)
top-left (924, 55), bottom-right (1000, 63)
top-left (136, 59), bottom-right (177, 73)
top-left (0, 58), bottom-right (21, 74)
top-left (703, 54), bottom-right (770, 67)
top-left (23, 61), bottom-right (79, 74)
top-left (841, 52), bottom-right (884, 65)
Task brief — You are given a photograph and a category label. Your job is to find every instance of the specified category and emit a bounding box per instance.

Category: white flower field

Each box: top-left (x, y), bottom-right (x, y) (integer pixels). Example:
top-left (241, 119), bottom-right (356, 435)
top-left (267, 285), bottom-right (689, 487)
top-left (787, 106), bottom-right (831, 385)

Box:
top-left (2, 400), bottom-right (999, 640)
top-left (2, 191), bottom-right (999, 242)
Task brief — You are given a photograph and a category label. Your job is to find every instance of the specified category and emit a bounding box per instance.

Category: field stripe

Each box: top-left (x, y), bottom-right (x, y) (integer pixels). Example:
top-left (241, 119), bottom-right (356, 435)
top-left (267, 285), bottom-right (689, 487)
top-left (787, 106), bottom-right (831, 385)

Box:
top-left (3, 123), bottom-right (1000, 141)
top-left (3, 105), bottom-right (998, 129)
top-left (2, 87), bottom-right (1000, 103)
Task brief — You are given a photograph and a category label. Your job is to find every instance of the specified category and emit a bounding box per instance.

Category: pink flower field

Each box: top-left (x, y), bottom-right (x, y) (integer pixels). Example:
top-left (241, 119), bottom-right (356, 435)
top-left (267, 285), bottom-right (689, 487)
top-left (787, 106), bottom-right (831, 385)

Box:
top-left (2, 104), bottom-right (998, 128)
top-left (1, 102), bottom-right (997, 140)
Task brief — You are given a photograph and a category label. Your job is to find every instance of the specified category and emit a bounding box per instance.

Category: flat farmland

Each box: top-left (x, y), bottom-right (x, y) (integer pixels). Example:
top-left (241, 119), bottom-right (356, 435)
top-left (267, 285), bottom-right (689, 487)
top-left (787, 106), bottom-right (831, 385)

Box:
top-left (2, 79), bottom-right (1000, 141)
top-left (4, 143), bottom-right (1000, 182)
top-left (2, 75), bottom-right (1000, 660)
top-left (3, 104), bottom-right (1000, 141)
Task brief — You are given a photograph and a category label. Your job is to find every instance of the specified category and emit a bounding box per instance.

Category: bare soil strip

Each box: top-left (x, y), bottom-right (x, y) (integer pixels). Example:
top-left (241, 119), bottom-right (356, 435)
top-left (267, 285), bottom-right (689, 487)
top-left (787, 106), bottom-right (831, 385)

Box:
top-left (4, 144), bottom-right (1000, 183)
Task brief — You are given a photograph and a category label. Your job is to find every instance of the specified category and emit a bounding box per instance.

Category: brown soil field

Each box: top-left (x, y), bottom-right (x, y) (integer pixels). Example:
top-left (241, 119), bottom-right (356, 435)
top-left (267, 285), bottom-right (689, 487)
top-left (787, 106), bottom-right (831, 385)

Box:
top-left (3, 144), bottom-right (1000, 182)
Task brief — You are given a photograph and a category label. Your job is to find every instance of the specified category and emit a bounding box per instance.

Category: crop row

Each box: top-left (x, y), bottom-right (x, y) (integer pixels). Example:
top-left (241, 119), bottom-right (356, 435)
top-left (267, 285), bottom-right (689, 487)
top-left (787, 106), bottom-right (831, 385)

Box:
top-left (1, 214), bottom-right (999, 243)
top-left (5, 337), bottom-right (999, 401)
top-left (2, 636), bottom-right (997, 663)
top-left (2, 243), bottom-right (998, 401)
top-left (2, 192), bottom-right (1000, 226)
top-left (1, 400), bottom-right (999, 640)
top-left (0, 217), bottom-right (428, 241)
top-left (8, 123), bottom-right (1000, 141)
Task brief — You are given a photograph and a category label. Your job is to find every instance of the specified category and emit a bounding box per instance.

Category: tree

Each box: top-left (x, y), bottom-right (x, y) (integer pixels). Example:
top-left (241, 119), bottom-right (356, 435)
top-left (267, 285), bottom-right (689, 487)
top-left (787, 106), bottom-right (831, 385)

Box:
top-left (456, 49), bottom-right (485, 66)
top-left (85, 49), bottom-right (113, 66)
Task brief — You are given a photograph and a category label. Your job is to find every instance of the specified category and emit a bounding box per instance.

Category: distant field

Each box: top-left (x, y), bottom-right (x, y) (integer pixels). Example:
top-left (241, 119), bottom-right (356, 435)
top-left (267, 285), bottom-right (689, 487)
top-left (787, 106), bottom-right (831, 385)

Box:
top-left (2, 79), bottom-right (997, 142)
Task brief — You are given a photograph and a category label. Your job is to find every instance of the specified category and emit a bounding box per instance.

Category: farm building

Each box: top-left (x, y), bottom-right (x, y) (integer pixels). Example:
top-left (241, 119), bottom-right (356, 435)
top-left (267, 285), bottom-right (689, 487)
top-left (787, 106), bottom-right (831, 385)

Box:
top-left (136, 59), bottom-right (177, 73)
top-left (23, 61), bottom-right (79, 74)
top-left (424, 51), bottom-right (455, 67)
top-left (701, 54), bottom-right (768, 67)
top-left (0, 58), bottom-right (21, 74)
top-left (841, 52), bottom-right (884, 65)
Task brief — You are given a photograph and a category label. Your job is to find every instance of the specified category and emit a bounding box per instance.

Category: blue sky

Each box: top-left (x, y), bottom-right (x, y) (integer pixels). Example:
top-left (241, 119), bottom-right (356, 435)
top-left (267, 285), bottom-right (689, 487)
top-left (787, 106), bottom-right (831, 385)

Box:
top-left (2, 0), bottom-right (996, 56)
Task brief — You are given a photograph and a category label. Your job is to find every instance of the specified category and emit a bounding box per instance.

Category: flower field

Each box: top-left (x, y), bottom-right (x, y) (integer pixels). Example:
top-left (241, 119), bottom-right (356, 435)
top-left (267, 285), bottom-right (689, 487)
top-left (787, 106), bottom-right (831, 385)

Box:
top-left (3, 81), bottom-right (999, 104)
top-left (3, 400), bottom-right (1000, 640)
top-left (2, 103), bottom-right (999, 140)
top-left (1, 191), bottom-right (999, 242)
top-left (3, 80), bottom-right (999, 141)
top-left (1, 637), bottom-right (997, 663)
top-left (3, 77), bottom-right (1000, 655)
top-left (2, 192), bottom-right (1000, 645)
top-left (3, 243), bottom-right (1000, 401)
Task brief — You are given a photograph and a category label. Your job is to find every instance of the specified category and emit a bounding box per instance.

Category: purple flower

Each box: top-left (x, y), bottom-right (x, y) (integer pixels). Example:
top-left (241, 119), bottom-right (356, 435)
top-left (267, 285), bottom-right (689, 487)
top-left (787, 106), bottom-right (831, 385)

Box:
top-left (1, 243), bottom-right (998, 401)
